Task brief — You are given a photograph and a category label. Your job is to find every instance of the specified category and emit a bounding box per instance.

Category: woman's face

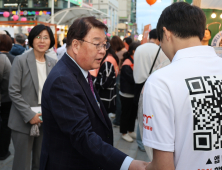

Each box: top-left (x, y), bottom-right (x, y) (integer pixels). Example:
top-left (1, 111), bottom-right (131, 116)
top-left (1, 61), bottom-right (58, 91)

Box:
top-left (33, 30), bottom-right (51, 53)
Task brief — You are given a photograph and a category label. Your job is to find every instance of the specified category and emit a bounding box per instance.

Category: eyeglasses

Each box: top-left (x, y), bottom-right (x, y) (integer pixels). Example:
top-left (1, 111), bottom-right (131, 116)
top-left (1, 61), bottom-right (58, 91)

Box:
top-left (80, 40), bottom-right (110, 51)
top-left (35, 36), bottom-right (49, 41)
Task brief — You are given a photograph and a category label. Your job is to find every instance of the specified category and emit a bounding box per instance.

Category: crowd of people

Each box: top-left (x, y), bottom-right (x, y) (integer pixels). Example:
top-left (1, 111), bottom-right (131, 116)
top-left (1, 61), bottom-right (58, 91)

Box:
top-left (0, 1), bottom-right (222, 170)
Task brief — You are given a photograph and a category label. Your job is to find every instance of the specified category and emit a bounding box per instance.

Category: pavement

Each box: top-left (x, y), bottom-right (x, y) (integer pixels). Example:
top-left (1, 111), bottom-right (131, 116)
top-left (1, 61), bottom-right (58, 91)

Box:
top-left (0, 119), bottom-right (150, 170)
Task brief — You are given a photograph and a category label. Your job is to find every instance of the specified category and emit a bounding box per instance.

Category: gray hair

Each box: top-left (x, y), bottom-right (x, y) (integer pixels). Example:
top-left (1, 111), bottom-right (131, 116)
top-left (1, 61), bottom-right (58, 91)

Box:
top-left (15, 33), bottom-right (26, 45)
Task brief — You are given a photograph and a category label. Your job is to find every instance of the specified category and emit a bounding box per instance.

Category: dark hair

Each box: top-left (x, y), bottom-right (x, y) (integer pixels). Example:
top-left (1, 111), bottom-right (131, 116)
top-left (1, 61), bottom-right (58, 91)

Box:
top-left (122, 42), bottom-right (140, 63)
top-left (149, 29), bottom-right (158, 40)
top-left (101, 38), bottom-right (119, 66)
top-left (205, 28), bottom-right (211, 36)
top-left (28, 24), bottom-right (55, 49)
top-left (0, 34), bottom-right (12, 51)
top-left (11, 37), bottom-right (14, 44)
top-left (15, 33), bottom-right (26, 45)
top-left (123, 37), bottom-right (132, 45)
top-left (4, 30), bottom-right (11, 37)
top-left (157, 2), bottom-right (206, 41)
top-left (110, 36), bottom-right (125, 52)
top-left (66, 17), bottom-right (108, 48)
top-left (63, 37), bottom-right (67, 44)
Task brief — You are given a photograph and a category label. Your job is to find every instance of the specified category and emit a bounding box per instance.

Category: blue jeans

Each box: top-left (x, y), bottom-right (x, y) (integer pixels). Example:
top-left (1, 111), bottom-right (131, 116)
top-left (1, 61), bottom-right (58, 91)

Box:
top-left (136, 123), bottom-right (145, 150)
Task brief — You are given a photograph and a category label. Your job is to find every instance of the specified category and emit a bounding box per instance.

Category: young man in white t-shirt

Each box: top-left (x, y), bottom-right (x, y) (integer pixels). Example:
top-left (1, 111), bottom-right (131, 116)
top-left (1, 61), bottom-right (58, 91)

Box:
top-left (143, 2), bottom-right (222, 170)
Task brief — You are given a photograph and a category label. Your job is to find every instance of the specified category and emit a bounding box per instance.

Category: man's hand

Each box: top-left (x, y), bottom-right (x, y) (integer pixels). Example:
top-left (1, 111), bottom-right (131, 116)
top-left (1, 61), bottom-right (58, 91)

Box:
top-left (129, 160), bottom-right (149, 170)
top-left (29, 113), bottom-right (43, 124)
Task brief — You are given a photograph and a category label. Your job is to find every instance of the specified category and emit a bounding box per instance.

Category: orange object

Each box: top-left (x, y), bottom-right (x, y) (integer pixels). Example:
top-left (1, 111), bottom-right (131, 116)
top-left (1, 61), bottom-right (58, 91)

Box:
top-left (103, 54), bottom-right (119, 77)
top-left (146, 0), bottom-right (157, 6)
top-left (141, 24), bottom-right (151, 44)
top-left (89, 68), bottom-right (99, 77)
top-left (89, 54), bottom-right (119, 77)
top-left (122, 57), bottom-right (134, 70)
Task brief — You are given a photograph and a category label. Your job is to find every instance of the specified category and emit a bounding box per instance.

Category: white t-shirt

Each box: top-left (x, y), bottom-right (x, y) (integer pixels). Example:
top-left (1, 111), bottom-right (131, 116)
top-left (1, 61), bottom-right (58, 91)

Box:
top-left (143, 46), bottom-right (222, 170)
top-left (133, 43), bottom-right (170, 84)
top-left (57, 43), bottom-right (67, 60)
top-left (36, 60), bottom-right (47, 104)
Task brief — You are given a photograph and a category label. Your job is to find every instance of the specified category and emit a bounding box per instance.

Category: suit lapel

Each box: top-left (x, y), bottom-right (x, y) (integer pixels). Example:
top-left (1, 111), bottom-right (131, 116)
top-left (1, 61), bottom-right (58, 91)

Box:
top-left (62, 53), bottom-right (110, 129)
top-left (27, 49), bottom-right (39, 96)
top-left (77, 71), bottom-right (109, 130)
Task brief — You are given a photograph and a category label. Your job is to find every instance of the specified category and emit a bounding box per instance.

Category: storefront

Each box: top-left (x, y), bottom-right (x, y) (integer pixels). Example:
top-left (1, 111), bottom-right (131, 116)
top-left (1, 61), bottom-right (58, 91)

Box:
top-left (0, 0), bottom-right (82, 22)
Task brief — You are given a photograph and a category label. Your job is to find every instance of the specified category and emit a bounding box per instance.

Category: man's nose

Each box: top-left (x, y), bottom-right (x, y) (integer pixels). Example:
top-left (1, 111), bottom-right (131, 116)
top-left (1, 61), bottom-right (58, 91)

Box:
top-left (99, 46), bottom-right (106, 54)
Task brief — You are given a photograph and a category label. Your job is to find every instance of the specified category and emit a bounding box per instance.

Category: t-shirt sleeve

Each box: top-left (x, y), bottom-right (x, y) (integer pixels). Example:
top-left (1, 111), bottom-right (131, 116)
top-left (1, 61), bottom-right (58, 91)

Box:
top-left (142, 81), bottom-right (175, 152)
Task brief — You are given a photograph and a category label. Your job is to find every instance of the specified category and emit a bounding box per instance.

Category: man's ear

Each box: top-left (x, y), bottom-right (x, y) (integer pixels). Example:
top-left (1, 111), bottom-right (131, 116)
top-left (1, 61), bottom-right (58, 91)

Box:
top-left (71, 39), bottom-right (80, 55)
top-left (163, 27), bottom-right (172, 41)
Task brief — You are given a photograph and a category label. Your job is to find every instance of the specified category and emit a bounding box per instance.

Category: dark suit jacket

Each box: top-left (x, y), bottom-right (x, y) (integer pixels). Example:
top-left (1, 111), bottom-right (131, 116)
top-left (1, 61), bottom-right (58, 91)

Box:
top-left (40, 53), bottom-right (127, 170)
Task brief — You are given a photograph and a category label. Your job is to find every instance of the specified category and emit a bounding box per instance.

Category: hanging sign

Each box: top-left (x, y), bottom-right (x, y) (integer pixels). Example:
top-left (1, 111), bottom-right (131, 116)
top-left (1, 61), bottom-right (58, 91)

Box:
top-left (141, 24), bottom-right (151, 44)
top-left (211, 31), bottom-right (222, 47)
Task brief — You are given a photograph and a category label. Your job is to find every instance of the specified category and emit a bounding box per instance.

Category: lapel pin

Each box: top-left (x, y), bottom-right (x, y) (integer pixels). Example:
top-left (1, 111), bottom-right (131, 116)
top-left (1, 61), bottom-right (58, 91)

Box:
top-left (48, 62), bottom-right (51, 67)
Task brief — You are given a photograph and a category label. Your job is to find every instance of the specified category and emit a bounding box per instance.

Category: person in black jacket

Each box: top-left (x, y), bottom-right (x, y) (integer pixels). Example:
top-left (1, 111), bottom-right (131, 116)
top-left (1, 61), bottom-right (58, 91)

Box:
top-left (119, 42), bottom-right (140, 142)
top-left (95, 38), bottom-right (119, 114)
top-left (0, 34), bottom-right (14, 160)
top-left (0, 54), bottom-right (11, 160)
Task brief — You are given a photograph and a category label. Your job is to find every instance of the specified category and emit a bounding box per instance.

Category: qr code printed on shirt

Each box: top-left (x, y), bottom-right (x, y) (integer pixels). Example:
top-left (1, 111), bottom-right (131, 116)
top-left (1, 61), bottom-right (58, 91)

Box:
top-left (185, 76), bottom-right (222, 151)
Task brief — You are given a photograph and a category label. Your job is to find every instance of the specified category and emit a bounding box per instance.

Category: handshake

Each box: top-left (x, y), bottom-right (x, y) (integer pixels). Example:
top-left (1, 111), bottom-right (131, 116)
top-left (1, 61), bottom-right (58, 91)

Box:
top-left (129, 160), bottom-right (150, 170)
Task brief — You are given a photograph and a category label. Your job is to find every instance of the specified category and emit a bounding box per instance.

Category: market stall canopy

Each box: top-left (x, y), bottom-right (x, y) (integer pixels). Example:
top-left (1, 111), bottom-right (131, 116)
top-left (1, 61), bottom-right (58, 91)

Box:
top-left (46, 6), bottom-right (109, 25)
top-left (193, 0), bottom-right (222, 10)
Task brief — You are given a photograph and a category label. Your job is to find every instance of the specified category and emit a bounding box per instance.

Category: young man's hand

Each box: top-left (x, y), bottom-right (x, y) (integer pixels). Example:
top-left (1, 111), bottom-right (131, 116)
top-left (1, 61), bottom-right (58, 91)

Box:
top-left (129, 160), bottom-right (149, 170)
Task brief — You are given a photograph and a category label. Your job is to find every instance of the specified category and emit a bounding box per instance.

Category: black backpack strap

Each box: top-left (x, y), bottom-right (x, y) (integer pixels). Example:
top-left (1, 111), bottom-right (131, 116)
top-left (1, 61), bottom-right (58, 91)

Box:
top-left (149, 46), bottom-right (161, 74)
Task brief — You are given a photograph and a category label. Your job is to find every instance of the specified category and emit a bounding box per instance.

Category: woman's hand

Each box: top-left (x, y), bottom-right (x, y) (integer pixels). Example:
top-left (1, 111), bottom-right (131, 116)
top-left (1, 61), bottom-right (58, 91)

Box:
top-left (29, 113), bottom-right (43, 124)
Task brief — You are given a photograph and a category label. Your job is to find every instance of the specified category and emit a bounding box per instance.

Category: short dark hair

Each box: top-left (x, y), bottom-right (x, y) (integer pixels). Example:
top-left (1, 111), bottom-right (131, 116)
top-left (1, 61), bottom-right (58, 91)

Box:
top-left (63, 37), bottom-right (67, 44)
top-left (149, 29), bottom-right (158, 40)
top-left (123, 37), bottom-right (132, 45)
top-left (205, 28), bottom-right (211, 36)
top-left (122, 42), bottom-right (140, 63)
top-left (66, 17), bottom-right (108, 48)
top-left (157, 2), bottom-right (206, 41)
top-left (110, 36), bottom-right (125, 52)
top-left (0, 34), bottom-right (12, 51)
top-left (28, 24), bottom-right (55, 49)
top-left (15, 33), bottom-right (26, 45)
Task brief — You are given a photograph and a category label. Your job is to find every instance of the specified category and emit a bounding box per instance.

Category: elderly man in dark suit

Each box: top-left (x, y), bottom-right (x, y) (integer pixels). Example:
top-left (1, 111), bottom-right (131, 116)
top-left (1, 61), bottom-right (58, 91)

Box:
top-left (40, 17), bottom-right (148, 170)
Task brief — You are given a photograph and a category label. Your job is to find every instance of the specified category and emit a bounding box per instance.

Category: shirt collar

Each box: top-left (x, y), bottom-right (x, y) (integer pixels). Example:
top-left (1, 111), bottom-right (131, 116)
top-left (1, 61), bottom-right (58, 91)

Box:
top-left (172, 46), bottom-right (218, 63)
top-left (66, 52), bottom-right (88, 80)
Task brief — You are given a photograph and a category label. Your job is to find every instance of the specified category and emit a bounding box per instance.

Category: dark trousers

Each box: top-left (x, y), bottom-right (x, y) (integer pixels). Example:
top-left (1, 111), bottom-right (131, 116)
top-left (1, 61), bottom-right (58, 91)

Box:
top-left (0, 102), bottom-right (12, 157)
top-left (120, 96), bottom-right (137, 134)
top-left (113, 74), bottom-right (121, 125)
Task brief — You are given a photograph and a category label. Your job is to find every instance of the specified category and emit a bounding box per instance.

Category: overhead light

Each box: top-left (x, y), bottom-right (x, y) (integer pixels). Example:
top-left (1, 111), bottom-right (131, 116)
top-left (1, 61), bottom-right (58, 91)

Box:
top-left (211, 12), bottom-right (216, 18)
top-left (220, 14), bottom-right (222, 19)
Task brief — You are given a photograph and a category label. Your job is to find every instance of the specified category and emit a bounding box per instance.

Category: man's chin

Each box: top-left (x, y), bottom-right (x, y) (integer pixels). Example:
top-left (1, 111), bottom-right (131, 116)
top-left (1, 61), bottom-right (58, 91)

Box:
top-left (91, 64), bottom-right (101, 70)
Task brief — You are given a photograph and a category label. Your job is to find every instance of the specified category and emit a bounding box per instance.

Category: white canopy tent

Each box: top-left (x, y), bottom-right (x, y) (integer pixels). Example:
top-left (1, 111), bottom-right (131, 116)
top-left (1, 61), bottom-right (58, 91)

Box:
top-left (46, 6), bottom-right (109, 25)
top-left (200, 0), bottom-right (222, 10)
